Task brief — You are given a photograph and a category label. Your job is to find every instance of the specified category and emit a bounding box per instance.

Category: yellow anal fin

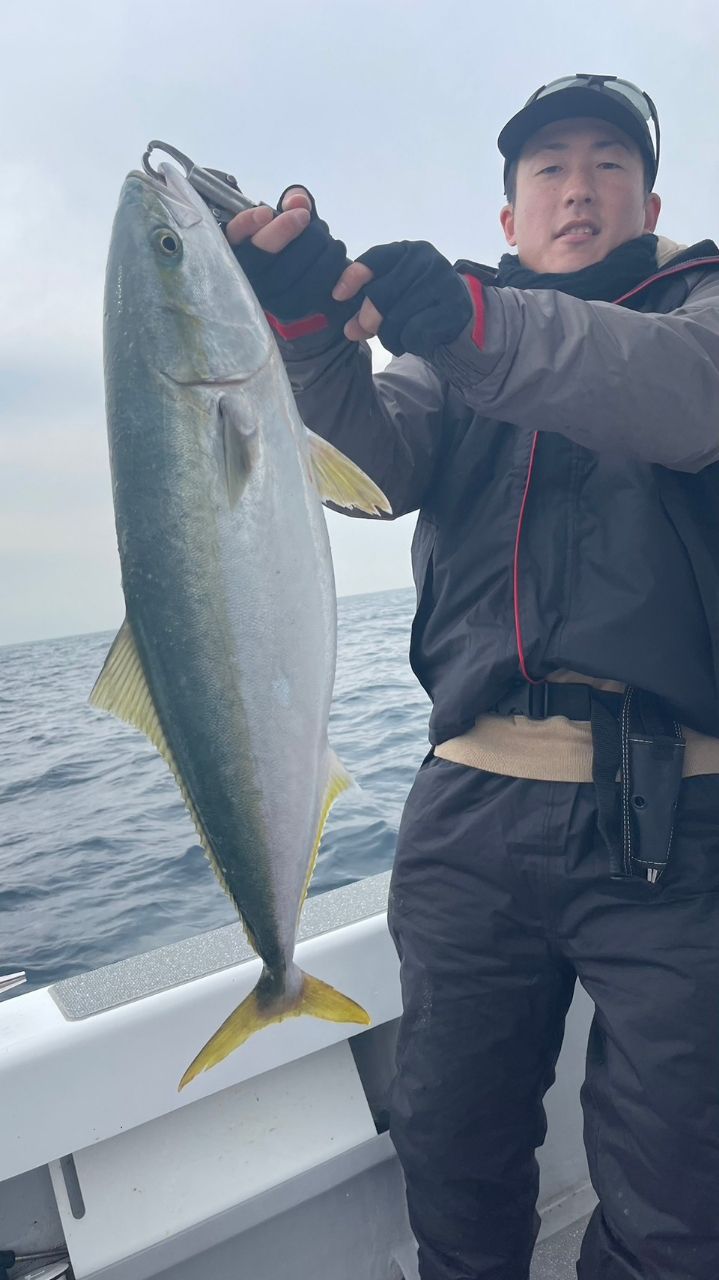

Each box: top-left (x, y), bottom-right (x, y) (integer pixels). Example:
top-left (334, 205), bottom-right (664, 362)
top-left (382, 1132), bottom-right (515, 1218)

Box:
top-left (178, 968), bottom-right (370, 1090)
top-left (298, 748), bottom-right (353, 914)
top-left (306, 429), bottom-right (392, 515)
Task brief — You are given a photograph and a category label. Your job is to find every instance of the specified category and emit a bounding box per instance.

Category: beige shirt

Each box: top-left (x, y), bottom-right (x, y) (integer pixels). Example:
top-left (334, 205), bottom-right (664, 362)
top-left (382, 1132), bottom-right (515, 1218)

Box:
top-left (436, 670), bottom-right (719, 781)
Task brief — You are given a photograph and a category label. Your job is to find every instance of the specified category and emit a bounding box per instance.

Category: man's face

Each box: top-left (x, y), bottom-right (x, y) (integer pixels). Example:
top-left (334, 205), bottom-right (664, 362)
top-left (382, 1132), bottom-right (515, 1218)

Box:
top-left (499, 117), bottom-right (661, 273)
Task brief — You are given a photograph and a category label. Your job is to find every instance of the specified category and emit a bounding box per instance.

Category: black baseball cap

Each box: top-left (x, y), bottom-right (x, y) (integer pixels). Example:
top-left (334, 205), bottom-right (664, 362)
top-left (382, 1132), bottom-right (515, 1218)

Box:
top-left (498, 74), bottom-right (660, 194)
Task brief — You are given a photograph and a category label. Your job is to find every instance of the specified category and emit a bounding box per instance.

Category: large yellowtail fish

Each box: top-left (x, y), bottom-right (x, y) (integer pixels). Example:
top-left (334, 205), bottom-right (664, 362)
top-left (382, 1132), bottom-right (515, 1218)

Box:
top-left (92, 163), bottom-right (390, 1090)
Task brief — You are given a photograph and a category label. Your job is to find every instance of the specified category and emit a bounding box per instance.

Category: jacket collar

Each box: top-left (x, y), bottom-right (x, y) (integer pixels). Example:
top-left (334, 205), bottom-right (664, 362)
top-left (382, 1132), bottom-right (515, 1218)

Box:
top-left (614, 238), bottom-right (719, 306)
top-left (456, 237), bottom-right (719, 290)
top-left (656, 236), bottom-right (719, 269)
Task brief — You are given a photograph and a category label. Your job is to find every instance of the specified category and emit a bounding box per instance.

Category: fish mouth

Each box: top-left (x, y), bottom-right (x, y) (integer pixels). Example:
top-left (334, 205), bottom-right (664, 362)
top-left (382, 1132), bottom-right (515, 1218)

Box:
top-left (127, 167), bottom-right (167, 194)
top-left (126, 166), bottom-right (207, 229)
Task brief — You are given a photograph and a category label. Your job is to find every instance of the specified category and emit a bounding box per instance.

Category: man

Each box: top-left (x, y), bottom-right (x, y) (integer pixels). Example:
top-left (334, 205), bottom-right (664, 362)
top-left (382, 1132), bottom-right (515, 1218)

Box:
top-left (227, 76), bottom-right (719, 1279)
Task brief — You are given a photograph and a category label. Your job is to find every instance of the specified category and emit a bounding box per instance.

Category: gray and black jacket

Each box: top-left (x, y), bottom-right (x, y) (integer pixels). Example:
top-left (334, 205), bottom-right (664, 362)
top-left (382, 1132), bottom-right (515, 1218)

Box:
top-left (276, 237), bottom-right (719, 744)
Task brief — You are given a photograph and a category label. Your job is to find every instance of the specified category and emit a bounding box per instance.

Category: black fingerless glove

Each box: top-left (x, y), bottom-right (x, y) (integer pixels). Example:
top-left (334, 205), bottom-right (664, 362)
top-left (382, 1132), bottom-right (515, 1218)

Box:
top-left (355, 241), bottom-right (473, 358)
top-left (230, 187), bottom-right (353, 327)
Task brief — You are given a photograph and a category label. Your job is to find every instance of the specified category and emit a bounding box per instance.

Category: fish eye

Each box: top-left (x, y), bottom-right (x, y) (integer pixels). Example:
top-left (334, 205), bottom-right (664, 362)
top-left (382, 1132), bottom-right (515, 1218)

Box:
top-left (153, 227), bottom-right (183, 258)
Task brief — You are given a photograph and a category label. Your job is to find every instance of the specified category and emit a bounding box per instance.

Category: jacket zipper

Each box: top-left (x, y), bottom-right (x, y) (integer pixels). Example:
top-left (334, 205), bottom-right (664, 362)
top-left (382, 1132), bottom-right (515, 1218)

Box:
top-left (511, 255), bottom-right (719, 683)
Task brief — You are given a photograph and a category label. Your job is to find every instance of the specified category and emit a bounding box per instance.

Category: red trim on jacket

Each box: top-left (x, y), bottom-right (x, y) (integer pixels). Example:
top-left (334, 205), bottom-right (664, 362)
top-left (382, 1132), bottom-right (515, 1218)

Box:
top-left (265, 312), bottom-right (329, 340)
top-left (461, 274), bottom-right (486, 349)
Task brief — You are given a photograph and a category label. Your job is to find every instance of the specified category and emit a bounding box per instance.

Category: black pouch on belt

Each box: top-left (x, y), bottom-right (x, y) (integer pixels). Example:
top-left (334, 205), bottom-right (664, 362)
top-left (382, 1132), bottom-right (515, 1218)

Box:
top-left (591, 686), bottom-right (685, 882)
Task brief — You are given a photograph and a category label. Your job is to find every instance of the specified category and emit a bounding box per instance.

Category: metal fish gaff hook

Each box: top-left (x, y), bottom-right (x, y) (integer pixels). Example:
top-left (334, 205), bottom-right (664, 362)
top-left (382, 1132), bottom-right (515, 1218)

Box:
top-left (142, 140), bottom-right (259, 225)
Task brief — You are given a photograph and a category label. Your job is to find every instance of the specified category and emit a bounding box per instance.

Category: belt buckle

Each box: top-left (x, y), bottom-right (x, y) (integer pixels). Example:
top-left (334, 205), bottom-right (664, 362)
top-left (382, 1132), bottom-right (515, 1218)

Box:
top-left (527, 682), bottom-right (549, 720)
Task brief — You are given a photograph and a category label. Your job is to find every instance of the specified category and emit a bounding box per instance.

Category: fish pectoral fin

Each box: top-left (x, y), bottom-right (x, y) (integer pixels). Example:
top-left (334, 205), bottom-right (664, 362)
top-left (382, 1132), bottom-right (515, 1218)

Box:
top-left (306, 429), bottom-right (392, 515)
top-left (178, 966), bottom-right (370, 1091)
top-left (220, 394), bottom-right (258, 508)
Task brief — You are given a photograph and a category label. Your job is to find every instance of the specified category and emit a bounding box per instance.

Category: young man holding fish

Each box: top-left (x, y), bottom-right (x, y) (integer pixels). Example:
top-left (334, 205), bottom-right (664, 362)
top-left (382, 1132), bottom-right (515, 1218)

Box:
top-left (226, 75), bottom-right (719, 1280)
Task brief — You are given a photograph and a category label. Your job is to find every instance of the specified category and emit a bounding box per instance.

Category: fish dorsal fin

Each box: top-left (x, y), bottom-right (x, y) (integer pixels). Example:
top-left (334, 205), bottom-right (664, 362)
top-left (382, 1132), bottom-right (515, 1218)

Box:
top-left (89, 618), bottom-right (240, 908)
top-left (220, 394), bottom-right (258, 508)
top-left (306, 430), bottom-right (392, 515)
top-left (297, 748), bottom-right (353, 917)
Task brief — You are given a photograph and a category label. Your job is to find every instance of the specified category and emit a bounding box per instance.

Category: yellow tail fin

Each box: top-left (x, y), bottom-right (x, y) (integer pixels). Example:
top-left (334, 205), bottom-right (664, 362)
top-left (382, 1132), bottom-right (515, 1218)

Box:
top-left (178, 969), bottom-right (370, 1091)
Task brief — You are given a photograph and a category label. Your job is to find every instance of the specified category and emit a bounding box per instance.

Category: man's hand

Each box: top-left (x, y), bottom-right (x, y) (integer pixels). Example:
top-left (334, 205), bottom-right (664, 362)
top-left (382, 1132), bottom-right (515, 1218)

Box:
top-left (226, 187), bottom-right (312, 256)
top-left (227, 195), bottom-right (472, 358)
top-left (334, 241), bottom-right (473, 359)
top-left (332, 259), bottom-right (378, 341)
top-left (226, 187), bottom-right (352, 326)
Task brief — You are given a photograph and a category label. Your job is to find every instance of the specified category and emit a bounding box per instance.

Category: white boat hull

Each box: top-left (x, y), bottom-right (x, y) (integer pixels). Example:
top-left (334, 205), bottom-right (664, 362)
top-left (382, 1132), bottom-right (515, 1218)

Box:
top-left (0, 872), bottom-right (596, 1279)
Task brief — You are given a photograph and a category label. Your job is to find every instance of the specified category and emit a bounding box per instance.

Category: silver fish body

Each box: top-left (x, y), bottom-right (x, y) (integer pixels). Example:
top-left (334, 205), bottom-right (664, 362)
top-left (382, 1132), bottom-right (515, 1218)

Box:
top-left (93, 165), bottom-right (389, 1086)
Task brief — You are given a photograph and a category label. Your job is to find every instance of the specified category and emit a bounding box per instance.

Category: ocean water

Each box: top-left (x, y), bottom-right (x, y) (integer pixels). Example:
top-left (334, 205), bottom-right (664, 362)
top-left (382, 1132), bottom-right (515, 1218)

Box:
top-left (0, 588), bottom-right (429, 992)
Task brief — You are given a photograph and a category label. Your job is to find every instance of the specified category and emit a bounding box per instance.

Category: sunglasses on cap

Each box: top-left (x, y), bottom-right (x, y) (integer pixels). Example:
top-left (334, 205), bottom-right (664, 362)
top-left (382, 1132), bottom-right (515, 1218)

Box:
top-left (525, 74), bottom-right (660, 174)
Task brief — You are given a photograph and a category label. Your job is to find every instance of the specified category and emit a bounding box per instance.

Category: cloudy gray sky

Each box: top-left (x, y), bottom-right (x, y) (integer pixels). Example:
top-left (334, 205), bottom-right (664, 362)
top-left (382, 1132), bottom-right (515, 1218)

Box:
top-left (2, 0), bottom-right (717, 644)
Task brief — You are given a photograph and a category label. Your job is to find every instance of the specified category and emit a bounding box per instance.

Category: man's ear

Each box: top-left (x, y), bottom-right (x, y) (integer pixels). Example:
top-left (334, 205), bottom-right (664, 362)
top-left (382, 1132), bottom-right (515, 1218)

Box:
top-left (500, 204), bottom-right (517, 247)
top-left (644, 192), bottom-right (662, 234)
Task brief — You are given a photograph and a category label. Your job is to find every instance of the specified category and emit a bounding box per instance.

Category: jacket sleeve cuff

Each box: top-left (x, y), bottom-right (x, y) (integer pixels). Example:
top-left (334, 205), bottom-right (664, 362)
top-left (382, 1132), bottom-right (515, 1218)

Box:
top-left (264, 298), bottom-right (367, 362)
top-left (430, 281), bottom-right (507, 387)
top-left (460, 274), bottom-right (486, 350)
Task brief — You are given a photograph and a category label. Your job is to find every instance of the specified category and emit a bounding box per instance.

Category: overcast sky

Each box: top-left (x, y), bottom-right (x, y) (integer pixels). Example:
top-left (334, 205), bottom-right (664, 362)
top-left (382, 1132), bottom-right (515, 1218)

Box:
top-left (2, 0), bottom-right (718, 644)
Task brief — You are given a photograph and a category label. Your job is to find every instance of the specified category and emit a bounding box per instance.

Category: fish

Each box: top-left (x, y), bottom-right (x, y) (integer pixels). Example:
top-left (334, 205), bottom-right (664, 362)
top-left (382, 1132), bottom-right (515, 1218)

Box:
top-left (91, 162), bottom-right (391, 1090)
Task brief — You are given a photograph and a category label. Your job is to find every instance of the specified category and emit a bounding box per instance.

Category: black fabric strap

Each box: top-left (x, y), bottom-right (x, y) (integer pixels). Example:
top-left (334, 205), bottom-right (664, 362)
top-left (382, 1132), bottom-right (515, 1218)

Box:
top-left (591, 689), bottom-right (628, 878)
top-left (490, 680), bottom-right (622, 722)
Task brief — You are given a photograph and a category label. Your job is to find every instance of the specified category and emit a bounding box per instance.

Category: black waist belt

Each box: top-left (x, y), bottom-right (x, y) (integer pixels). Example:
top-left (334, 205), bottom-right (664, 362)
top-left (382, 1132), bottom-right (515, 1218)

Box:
top-left (491, 680), bottom-right (622, 722)
top-left (489, 679), bottom-right (685, 884)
